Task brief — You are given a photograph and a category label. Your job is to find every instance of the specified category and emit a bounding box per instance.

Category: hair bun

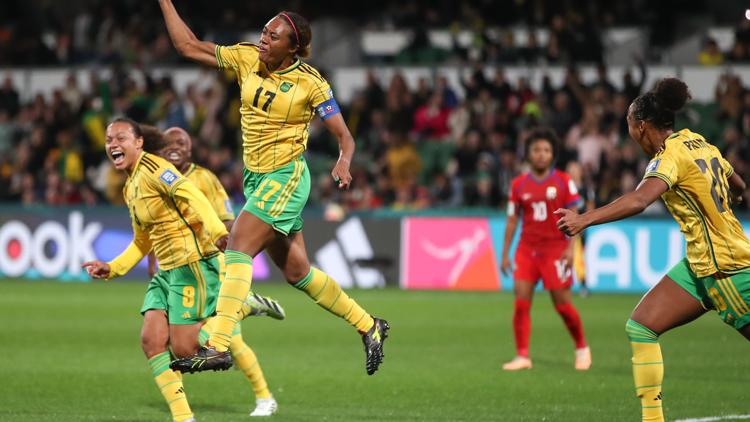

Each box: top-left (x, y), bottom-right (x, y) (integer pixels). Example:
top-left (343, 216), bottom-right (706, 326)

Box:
top-left (653, 77), bottom-right (691, 113)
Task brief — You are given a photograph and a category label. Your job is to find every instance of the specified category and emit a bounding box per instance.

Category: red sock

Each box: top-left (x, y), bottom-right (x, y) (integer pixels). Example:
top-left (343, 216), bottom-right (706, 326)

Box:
top-left (555, 302), bottom-right (587, 349)
top-left (513, 299), bottom-right (531, 357)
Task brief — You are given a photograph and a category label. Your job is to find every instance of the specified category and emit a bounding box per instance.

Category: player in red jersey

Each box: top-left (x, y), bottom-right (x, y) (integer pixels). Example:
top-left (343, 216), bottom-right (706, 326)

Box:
top-left (500, 128), bottom-right (592, 371)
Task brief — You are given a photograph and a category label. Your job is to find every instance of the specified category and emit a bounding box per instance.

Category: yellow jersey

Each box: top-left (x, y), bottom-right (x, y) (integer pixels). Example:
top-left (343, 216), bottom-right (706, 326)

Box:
top-left (215, 43), bottom-right (338, 173)
top-left (644, 128), bottom-right (750, 277)
top-left (183, 163), bottom-right (235, 222)
top-left (108, 152), bottom-right (228, 277)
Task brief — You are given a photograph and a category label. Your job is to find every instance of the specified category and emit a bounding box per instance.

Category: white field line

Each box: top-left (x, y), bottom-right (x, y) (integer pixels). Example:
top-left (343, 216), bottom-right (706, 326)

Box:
top-left (674, 415), bottom-right (750, 422)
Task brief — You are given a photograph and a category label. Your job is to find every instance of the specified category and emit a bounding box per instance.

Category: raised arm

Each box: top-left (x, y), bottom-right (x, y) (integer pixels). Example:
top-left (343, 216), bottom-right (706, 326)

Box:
top-left (159, 0), bottom-right (218, 66)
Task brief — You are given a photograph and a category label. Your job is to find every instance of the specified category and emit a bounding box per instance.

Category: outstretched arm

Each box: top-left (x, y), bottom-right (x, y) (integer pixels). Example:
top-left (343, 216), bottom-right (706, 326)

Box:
top-left (555, 177), bottom-right (668, 236)
top-left (159, 0), bottom-right (218, 66)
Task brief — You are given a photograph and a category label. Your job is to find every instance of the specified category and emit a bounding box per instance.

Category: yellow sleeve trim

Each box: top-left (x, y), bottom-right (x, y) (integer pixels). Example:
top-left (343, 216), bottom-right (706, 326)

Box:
top-left (168, 178), bottom-right (187, 197)
top-left (215, 45), bottom-right (224, 69)
top-left (644, 172), bottom-right (673, 188)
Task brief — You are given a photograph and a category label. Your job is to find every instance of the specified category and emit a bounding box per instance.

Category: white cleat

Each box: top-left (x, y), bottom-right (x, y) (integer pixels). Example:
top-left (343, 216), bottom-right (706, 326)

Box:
top-left (244, 293), bottom-right (286, 320)
top-left (502, 356), bottom-right (532, 371)
top-left (575, 346), bottom-right (592, 371)
top-left (250, 396), bottom-right (278, 417)
top-left (175, 418), bottom-right (196, 422)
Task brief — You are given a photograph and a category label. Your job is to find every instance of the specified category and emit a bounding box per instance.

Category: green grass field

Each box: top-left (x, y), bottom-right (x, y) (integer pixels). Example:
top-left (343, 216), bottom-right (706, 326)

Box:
top-left (1, 280), bottom-right (747, 422)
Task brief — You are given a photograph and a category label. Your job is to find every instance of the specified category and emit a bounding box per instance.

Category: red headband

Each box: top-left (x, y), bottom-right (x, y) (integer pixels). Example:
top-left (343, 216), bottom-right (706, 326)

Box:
top-left (279, 13), bottom-right (300, 47)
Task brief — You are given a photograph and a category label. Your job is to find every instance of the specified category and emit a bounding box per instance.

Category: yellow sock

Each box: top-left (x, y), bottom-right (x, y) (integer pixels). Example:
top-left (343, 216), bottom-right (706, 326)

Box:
top-left (230, 323), bottom-right (272, 399)
top-left (148, 352), bottom-right (193, 422)
top-left (626, 319), bottom-right (664, 422)
top-left (209, 250), bottom-right (253, 352)
top-left (199, 317), bottom-right (217, 346)
top-left (293, 267), bottom-right (374, 333)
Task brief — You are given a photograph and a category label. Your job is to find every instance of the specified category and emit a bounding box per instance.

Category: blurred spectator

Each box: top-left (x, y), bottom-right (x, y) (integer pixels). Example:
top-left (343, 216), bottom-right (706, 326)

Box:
top-left (0, 77), bottom-right (20, 116)
top-left (699, 38), bottom-right (724, 66)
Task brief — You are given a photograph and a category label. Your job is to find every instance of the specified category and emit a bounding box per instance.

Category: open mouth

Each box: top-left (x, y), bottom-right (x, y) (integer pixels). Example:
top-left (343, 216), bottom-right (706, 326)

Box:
top-left (168, 151), bottom-right (181, 161)
top-left (111, 150), bottom-right (125, 166)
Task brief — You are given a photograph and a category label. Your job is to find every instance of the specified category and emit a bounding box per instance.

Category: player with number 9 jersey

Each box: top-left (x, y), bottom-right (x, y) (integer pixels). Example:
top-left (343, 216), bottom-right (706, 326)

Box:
top-left (500, 128), bottom-right (591, 372)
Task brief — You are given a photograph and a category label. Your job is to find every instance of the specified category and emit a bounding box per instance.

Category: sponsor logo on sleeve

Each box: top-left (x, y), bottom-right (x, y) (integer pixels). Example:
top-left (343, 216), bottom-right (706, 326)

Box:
top-left (160, 169), bottom-right (178, 186)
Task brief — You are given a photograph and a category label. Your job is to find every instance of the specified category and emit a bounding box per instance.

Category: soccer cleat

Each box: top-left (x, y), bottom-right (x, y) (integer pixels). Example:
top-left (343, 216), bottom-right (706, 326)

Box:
top-left (175, 418), bottom-right (196, 422)
top-left (170, 346), bottom-right (233, 374)
top-left (250, 396), bottom-right (278, 417)
top-left (502, 356), bottom-right (533, 371)
top-left (361, 318), bottom-right (390, 375)
top-left (243, 292), bottom-right (286, 320)
top-left (575, 346), bottom-right (592, 370)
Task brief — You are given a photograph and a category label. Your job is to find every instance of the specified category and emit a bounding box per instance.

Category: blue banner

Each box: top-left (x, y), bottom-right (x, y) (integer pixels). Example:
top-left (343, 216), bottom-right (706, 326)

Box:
top-left (489, 215), bottom-right (750, 293)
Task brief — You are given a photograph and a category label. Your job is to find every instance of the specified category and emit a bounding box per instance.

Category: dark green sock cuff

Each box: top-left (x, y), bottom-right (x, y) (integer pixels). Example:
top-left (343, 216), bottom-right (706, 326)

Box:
top-left (225, 249), bottom-right (253, 265)
top-left (292, 268), bottom-right (315, 290)
top-left (625, 319), bottom-right (659, 343)
top-left (148, 351), bottom-right (172, 377)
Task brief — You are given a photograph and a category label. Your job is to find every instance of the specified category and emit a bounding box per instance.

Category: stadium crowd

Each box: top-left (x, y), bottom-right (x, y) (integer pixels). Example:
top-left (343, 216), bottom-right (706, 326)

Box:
top-left (2, 1), bottom-right (745, 66)
top-left (1, 62), bottom-right (750, 214)
top-left (1, 0), bottom-right (749, 213)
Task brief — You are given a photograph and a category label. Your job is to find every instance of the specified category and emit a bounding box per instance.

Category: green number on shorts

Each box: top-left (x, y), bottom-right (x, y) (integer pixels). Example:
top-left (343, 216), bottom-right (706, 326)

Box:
top-left (707, 287), bottom-right (727, 312)
top-left (183, 286), bottom-right (195, 307)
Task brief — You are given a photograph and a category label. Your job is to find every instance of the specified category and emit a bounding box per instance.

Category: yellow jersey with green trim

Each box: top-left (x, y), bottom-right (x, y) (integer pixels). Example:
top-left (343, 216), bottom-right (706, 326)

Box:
top-left (108, 152), bottom-right (228, 277)
top-left (643, 128), bottom-right (750, 277)
top-left (215, 43), bottom-right (339, 173)
top-left (183, 163), bottom-right (235, 222)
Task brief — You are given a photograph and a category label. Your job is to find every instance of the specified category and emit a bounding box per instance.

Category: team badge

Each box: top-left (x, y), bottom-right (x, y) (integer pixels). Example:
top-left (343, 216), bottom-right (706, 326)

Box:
top-left (280, 82), bottom-right (294, 92)
top-left (646, 159), bottom-right (660, 174)
top-left (546, 186), bottom-right (557, 200)
top-left (160, 169), bottom-right (178, 186)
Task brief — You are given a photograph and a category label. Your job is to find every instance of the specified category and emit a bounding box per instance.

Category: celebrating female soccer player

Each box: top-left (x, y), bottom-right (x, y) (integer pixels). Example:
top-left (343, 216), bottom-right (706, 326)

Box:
top-left (145, 125), bottom-right (281, 416)
top-left (158, 0), bottom-right (389, 375)
top-left (500, 128), bottom-right (591, 371)
top-left (556, 78), bottom-right (750, 422)
top-left (83, 118), bottom-right (235, 422)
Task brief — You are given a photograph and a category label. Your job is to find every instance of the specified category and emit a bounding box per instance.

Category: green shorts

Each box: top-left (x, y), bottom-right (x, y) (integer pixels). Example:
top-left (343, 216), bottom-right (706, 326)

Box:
top-left (140, 255), bottom-right (221, 325)
top-left (668, 258), bottom-right (750, 330)
top-left (242, 156), bottom-right (311, 235)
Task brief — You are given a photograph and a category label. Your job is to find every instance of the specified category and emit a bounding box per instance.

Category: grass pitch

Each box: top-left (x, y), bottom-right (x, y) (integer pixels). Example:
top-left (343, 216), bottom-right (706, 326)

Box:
top-left (1, 280), bottom-right (747, 421)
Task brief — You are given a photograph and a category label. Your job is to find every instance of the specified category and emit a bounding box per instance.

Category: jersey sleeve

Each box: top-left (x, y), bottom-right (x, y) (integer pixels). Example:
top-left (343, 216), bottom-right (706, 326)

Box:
top-left (721, 156), bottom-right (735, 178)
top-left (563, 174), bottom-right (583, 208)
top-left (215, 43), bottom-right (259, 81)
top-left (198, 170), bottom-right (235, 222)
top-left (150, 163), bottom-right (229, 244)
top-left (107, 218), bottom-right (152, 279)
top-left (643, 147), bottom-right (681, 188)
top-left (310, 78), bottom-right (341, 121)
top-left (170, 178), bottom-right (229, 244)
